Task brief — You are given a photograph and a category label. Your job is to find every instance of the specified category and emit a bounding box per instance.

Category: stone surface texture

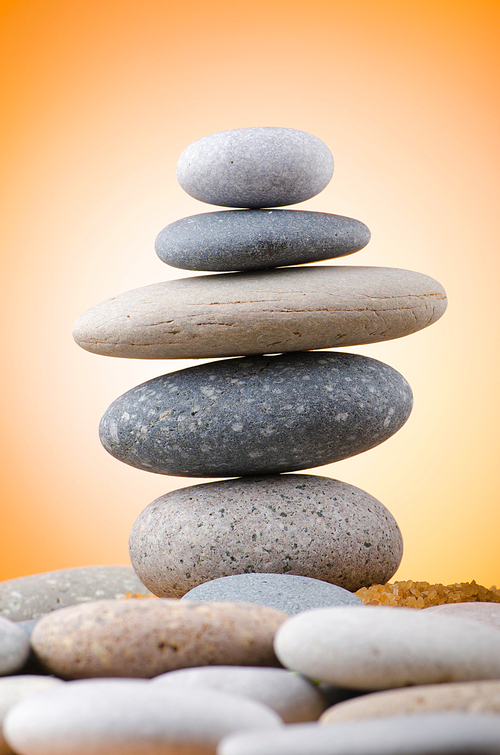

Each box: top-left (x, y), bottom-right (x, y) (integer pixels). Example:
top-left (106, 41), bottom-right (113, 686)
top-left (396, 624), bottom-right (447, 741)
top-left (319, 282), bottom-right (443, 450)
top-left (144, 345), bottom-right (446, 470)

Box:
top-left (182, 573), bottom-right (363, 614)
top-left (0, 676), bottom-right (63, 755)
top-left (100, 351), bottom-right (413, 478)
top-left (153, 665), bottom-right (327, 723)
top-left (424, 602), bottom-right (500, 629)
top-left (0, 618), bottom-right (30, 676)
top-left (129, 474), bottom-right (403, 597)
top-left (72, 266), bottom-right (447, 359)
top-left (217, 713), bottom-right (500, 755)
top-left (319, 679), bottom-right (500, 724)
top-left (31, 598), bottom-right (287, 678)
top-left (176, 127), bottom-right (334, 208)
top-left (155, 210), bottom-right (370, 271)
top-left (3, 679), bottom-right (282, 755)
top-left (274, 605), bottom-right (500, 690)
top-left (0, 565), bottom-right (151, 621)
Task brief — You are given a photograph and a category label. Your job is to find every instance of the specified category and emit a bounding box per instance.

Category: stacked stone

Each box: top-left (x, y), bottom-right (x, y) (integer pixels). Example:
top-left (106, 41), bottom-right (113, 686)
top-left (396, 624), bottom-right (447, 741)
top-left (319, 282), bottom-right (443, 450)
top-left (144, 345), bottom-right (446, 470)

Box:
top-left (72, 126), bottom-right (447, 600)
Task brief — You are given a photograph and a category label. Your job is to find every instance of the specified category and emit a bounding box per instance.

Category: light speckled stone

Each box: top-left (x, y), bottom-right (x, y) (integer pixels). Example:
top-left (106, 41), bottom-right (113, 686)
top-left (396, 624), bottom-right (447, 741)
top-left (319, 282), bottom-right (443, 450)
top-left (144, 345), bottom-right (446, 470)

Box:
top-left (423, 602), bottom-right (500, 630)
top-left (176, 127), bottom-right (334, 208)
top-left (31, 598), bottom-right (287, 679)
top-left (155, 210), bottom-right (370, 271)
top-left (4, 679), bottom-right (281, 755)
top-left (72, 266), bottom-right (447, 359)
top-left (129, 475), bottom-right (403, 596)
top-left (0, 618), bottom-right (30, 676)
top-left (0, 676), bottom-right (63, 755)
top-left (182, 574), bottom-right (363, 615)
top-left (0, 566), bottom-right (151, 621)
top-left (319, 679), bottom-right (500, 724)
top-left (153, 666), bottom-right (327, 723)
top-left (274, 606), bottom-right (500, 690)
top-left (100, 352), bottom-right (413, 478)
top-left (217, 713), bottom-right (500, 755)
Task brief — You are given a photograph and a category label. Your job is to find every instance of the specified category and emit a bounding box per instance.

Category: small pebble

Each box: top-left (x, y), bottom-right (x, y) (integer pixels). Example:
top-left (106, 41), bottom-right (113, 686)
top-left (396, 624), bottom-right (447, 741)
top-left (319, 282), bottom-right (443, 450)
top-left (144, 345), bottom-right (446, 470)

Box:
top-left (0, 675), bottom-right (63, 755)
top-left (0, 618), bottom-right (30, 676)
top-left (423, 602), bottom-right (500, 629)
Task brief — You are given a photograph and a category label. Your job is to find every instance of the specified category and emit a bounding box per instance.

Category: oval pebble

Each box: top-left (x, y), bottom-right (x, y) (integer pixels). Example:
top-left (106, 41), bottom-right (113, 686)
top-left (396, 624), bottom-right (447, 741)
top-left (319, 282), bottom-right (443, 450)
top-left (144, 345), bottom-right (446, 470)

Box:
top-left (176, 127), bottom-right (334, 208)
top-left (129, 474), bottom-right (403, 596)
top-left (100, 351), bottom-right (413, 478)
top-left (155, 210), bottom-right (370, 271)
top-left (0, 618), bottom-right (30, 676)
top-left (319, 679), bottom-right (500, 724)
top-left (72, 266), bottom-right (447, 359)
top-left (3, 679), bottom-right (282, 755)
top-left (182, 574), bottom-right (363, 615)
top-left (217, 713), bottom-right (500, 755)
top-left (273, 605), bottom-right (500, 690)
top-left (0, 676), bottom-right (63, 755)
top-left (153, 666), bottom-right (327, 723)
top-left (31, 598), bottom-right (287, 679)
top-left (423, 602), bottom-right (500, 630)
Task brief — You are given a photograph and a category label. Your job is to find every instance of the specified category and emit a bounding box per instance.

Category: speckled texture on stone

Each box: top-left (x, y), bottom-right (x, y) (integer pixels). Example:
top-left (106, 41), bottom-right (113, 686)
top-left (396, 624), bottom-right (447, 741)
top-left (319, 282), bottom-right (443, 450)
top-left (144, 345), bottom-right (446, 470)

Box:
top-left (73, 266), bottom-right (447, 359)
top-left (182, 574), bottom-right (363, 615)
top-left (153, 666), bottom-right (327, 723)
top-left (100, 351), bottom-right (413, 478)
top-left (0, 676), bottom-right (63, 755)
top-left (274, 606), bottom-right (500, 690)
top-left (128, 474), bottom-right (403, 596)
top-left (319, 679), bottom-right (500, 724)
top-left (155, 210), bottom-right (370, 271)
top-left (0, 618), bottom-right (30, 676)
top-left (217, 713), bottom-right (500, 755)
top-left (0, 565), bottom-right (151, 621)
top-left (31, 598), bottom-right (287, 678)
top-left (176, 127), bottom-right (334, 208)
top-left (3, 679), bottom-right (282, 755)
top-left (424, 602), bottom-right (500, 630)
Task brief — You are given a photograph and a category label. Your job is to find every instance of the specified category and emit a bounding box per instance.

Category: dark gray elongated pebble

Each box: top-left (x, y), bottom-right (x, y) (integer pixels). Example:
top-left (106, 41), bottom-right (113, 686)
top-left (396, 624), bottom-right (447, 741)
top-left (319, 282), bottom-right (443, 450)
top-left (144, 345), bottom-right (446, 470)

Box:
top-left (182, 574), bottom-right (363, 615)
top-left (72, 266), bottom-right (447, 359)
top-left (0, 618), bottom-right (30, 676)
top-left (0, 565), bottom-right (151, 621)
top-left (217, 713), bottom-right (500, 755)
top-left (3, 679), bottom-right (281, 755)
top-left (129, 474), bottom-right (403, 596)
top-left (176, 127), bottom-right (334, 208)
top-left (155, 210), bottom-right (370, 271)
top-left (100, 351), bottom-right (413, 477)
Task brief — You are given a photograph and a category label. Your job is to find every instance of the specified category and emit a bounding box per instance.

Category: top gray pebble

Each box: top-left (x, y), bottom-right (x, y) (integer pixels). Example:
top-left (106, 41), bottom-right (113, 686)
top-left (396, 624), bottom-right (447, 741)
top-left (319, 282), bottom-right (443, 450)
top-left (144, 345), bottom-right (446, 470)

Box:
top-left (176, 127), bottom-right (334, 208)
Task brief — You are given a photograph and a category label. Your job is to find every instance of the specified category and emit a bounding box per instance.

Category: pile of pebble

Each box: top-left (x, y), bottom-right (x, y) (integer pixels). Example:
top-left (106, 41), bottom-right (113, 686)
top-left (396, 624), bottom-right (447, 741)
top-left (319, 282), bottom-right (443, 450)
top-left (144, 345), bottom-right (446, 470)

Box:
top-left (0, 128), bottom-right (499, 753)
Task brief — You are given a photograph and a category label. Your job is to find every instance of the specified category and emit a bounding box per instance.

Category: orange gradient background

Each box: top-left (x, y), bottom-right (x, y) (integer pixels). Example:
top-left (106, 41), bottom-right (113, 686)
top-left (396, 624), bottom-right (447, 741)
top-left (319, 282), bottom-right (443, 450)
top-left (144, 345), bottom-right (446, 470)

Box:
top-left (0, 0), bottom-right (499, 586)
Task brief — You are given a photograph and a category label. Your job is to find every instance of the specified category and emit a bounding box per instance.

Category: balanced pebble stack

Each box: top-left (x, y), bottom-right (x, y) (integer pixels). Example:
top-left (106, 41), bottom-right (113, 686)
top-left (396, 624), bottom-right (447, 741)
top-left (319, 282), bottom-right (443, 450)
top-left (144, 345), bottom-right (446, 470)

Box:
top-left (73, 126), bottom-right (447, 598)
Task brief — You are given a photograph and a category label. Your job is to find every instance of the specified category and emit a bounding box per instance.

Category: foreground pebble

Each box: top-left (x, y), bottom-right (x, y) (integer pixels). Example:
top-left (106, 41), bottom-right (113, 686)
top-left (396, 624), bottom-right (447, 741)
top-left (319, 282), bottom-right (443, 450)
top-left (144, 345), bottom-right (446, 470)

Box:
top-left (153, 665), bottom-right (327, 723)
top-left (129, 474), bottom-right (403, 596)
top-left (31, 598), bottom-right (286, 678)
top-left (217, 713), bottom-right (500, 755)
top-left (273, 605), bottom-right (500, 689)
top-left (0, 676), bottom-right (63, 755)
top-left (4, 679), bottom-right (282, 755)
top-left (0, 618), bottom-right (30, 676)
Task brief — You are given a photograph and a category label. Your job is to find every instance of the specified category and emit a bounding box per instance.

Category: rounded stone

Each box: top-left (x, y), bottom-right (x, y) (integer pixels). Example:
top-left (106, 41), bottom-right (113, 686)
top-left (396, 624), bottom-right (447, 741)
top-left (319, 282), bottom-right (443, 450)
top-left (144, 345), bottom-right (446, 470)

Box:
top-left (182, 574), bottom-right (363, 615)
top-left (273, 605), bottom-right (500, 690)
top-left (0, 675), bottom-right (63, 755)
top-left (129, 474), bottom-right (403, 596)
top-left (3, 679), bottom-right (282, 755)
top-left (72, 266), bottom-right (447, 359)
top-left (319, 679), bottom-right (500, 724)
top-left (153, 665), bottom-right (327, 723)
top-left (218, 713), bottom-right (500, 755)
top-left (0, 565), bottom-right (151, 621)
top-left (423, 602), bottom-right (500, 630)
top-left (100, 351), bottom-right (413, 478)
top-left (0, 617), bottom-right (30, 676)
top-left (31, 598), bottom-right (287, 678)
top-left (155, 210), bottom-right (370, 271)
top-left (176, 127), bottom-right (334, 208)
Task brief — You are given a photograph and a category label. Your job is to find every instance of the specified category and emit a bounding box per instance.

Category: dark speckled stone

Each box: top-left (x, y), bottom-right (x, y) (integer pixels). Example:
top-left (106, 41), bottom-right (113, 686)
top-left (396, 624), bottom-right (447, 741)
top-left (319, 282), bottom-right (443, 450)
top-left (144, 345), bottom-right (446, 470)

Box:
top-left (99, 351), bottom-right (413, 478)
top-left (155, 210), bottom-right (370, 272)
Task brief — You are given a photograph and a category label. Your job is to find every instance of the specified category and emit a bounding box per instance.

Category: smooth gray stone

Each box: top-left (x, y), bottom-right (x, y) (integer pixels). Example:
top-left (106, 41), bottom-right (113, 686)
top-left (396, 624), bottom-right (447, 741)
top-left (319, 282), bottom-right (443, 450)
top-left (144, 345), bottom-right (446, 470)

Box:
top-left (73, 266), bottom-right (447, 359)
top-left (217, 713), bottom-right (500, 755)
top-left (182, 574), bottom-right (363, 615)
top-left (155, 210), bottom-right (370, 271)
top-left (153, 666), bottom-right (327, 723)
top-left (0, 619), bottom-right (30, 677)
top-left (0, 566), bottom-right (152, 621)
top-left (101, 351), bottom-right (413, 477)
top-left (3, 679), bottom-right (282, 755)
top-left (129, 474), bottom-right (403, 596)
top-left (0, 675), bottom-right (63, 755)
top-left (176, 127), bottom-right (334, 208)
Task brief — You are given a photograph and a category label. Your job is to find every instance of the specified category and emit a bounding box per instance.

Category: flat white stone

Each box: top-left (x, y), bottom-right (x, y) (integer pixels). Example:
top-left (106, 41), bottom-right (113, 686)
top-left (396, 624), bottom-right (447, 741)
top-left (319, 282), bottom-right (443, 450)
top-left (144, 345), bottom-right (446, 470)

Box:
top-left (0, 676), bottom-right (63, 755)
